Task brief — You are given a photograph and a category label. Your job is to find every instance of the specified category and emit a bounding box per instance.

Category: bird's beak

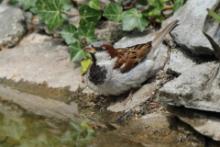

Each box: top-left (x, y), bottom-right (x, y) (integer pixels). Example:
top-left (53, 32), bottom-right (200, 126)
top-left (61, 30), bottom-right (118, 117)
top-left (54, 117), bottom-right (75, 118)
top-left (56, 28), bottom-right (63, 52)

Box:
top-left (84, 47), bottom-right (96, 53)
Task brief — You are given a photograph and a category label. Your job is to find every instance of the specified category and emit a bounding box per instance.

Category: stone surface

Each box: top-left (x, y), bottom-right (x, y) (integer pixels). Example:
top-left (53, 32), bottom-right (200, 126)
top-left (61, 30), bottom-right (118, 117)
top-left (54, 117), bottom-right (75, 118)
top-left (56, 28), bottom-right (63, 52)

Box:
top-left (164, 0), bottom-right (219, 55)
top-left (160, 62), bottom-right (220, 112)
top-left (107, 82), bottom-right (157, 112)
top-left (0, 33), bottom-right (83, 91)
top-left (0, 5), bottom-right (25, 48)
top-left (95, 21), bottom-right (123, 42)
top-left (165, 48), bottom-right (196, 74)
top-left (170, 107), bottom-right (220, 141)
top-left (0, 84), bottom-right (79, 121)
top-left (92, 113), bottom-right (205, 147)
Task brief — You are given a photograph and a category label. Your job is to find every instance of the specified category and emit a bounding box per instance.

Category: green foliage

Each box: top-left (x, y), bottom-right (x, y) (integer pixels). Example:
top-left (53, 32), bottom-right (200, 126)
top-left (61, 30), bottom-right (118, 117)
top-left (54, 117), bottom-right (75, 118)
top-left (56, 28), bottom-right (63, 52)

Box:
top-left (122, 8), bottom-right (148, 31)
top-left (10, 0), bottom-right (37, 10)
top-left (89, 0), bottom-right (101, 10)
top-left (10, 0), bottom-right (184, 70)
top-left (173, 0), bottom-right (185, 11)
top-left (0, 113), bottom-right (95, 147)
top-left (104, 3), bottom-right (123, 22)
top-left (208, 9), bottom-right (220, 23)
top-left (62, 121), bottom-right (95, 147)
top-left (36, 0), bottom-right (69, 30)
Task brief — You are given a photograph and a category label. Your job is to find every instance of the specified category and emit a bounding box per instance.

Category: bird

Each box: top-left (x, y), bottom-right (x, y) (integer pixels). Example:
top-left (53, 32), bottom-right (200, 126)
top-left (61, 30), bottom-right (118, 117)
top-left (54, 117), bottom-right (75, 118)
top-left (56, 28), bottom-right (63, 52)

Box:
top-left (84, 20), bottom-right (178, 96)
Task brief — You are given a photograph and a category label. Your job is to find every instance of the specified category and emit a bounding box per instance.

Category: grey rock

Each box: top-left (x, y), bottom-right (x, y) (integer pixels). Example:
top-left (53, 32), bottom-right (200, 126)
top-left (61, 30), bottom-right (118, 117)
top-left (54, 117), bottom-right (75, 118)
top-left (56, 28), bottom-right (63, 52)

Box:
top-left (0, 84), bottom-right (79, 121)
top-left (164, 0), bottom-right (219, 55)
top-left (170, 107), bottom-right (220, 141)
top-left (160, 62), bottom-right (220, 112)
top-left (165, 48), bottom-right (196, 74)
top-left (95, 21), bottom-right (123, 42)
top-left (0, 5), bottom-right (25, 48)
top-left (107, 82), bottom-right (157, 112)
top-left (0, 33), bottom-right (83, 92)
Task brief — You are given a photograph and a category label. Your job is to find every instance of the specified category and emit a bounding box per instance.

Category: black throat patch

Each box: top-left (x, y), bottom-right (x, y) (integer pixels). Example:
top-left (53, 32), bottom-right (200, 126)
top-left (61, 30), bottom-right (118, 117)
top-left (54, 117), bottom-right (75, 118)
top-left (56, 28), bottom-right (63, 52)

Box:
top-left (88, 64), bottom-right (107, 85)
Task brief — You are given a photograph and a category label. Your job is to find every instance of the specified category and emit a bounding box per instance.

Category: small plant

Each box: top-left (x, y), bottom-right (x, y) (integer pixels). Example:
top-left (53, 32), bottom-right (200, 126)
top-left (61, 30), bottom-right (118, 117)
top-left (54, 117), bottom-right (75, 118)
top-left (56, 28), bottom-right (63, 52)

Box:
top-left (10, 0), bottom-right (184, 73)
top-left (208, 9), bottom-right (220, 23)
top-left (61, 121), bottom-right (95, 147)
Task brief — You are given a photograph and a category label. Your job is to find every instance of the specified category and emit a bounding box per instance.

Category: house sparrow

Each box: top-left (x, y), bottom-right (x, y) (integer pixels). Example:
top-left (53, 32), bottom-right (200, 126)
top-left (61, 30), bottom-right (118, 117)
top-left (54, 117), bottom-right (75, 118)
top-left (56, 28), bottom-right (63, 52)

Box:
top-left (84, 20), bottom-right (178, 96)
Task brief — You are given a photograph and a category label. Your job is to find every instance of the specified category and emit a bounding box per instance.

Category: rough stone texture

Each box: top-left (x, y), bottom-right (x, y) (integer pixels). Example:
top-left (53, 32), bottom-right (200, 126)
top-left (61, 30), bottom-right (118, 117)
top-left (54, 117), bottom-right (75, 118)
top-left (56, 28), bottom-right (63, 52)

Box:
top-left (0, 84), bottom-right (79, 121)
top-left (170, 107), bottom-right (220, 141)
top-left (92, 113), bottom-right (205, 147)
top-left (164, 0), bottom-right (219, 55)
top-left (0, 5), bottom-right (25, 48)
top-left (107, 82), bottom-right (157, 112)
top-left (0, 33), bottom-right (83, 91)
top-left (95, 21), bottom-right (123, 42)
top-left (165, 48), bottom-right (196, 74)
top-left (160, 62), bottom-right (220, 112)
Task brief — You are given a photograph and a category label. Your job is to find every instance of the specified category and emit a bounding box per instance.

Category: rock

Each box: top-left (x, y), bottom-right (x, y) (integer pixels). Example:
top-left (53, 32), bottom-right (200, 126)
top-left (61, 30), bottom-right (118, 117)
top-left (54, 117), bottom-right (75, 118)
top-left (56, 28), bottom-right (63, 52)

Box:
top-left (165, 48), bottom-right (196, 74)
top-left (0, 5), bottom-right (25, 48)
top-left (95, 21), bottom-right (123, 42)
top-left (92, 113), bottom-right (205, 147)
top-left (0, 84), bottom-right (79, 121)
top-left (159, 62), bottom-right (220, 112)
top-left (107, 82), bottom-right (157, 112)
top-left (169, 107), bottom-right (220, 141)
top-left (0, 33), bottom-right (83, 92)
top-left (164, 0), bottom-right (219, 55)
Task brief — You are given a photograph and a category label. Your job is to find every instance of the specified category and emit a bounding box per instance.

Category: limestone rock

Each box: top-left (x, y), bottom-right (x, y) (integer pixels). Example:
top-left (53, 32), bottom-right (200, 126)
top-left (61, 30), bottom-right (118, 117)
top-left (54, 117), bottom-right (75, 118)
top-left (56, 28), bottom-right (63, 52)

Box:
top-left (164, 0), bottom-right (219, 55)
top-left (160, 62), bottom-right (220, 112)
top-left (0, 5), bottom-right (25, 48)
top-left (170, 107), bottom-right (220, 141)
top-left (165, 48), bottom-right (196, 74)
top-left (0, 33), bottom-right (83, 92)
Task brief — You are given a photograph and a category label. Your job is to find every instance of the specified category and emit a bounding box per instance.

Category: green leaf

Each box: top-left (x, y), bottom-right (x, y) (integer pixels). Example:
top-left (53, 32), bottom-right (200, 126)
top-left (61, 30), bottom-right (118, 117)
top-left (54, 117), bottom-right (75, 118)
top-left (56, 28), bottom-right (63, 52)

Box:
top-left (78, 21), bottom-right (96, 43)
top-left (89, 0), bottom-right (101, 10)
top-left (208, 9), bottom-right (220, 23)
top-left (80, 59), bottom-right (92, 74)
top-left (79, 5), bottom-right (101, 23)
top-left (173, 0), bottom-right (184, 11)
top-left (69, 42), bottom-right (88, 62)
top-left (103, 3), bottom-right (123, 22)
top-left (11, 0), bottom-right (37, 10)
top-left (36, 0), bottom-right (69, 30)
top-left (60, 25), bottom-right (78, 45)
top-left (122, 9), bottom-right (148, 31)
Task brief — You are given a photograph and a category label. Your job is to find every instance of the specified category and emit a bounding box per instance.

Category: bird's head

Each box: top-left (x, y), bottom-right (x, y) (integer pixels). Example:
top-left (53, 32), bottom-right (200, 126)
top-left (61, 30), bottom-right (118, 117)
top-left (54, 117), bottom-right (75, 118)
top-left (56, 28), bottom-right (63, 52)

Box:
top-left (84, 42), bottom-right (115, 85)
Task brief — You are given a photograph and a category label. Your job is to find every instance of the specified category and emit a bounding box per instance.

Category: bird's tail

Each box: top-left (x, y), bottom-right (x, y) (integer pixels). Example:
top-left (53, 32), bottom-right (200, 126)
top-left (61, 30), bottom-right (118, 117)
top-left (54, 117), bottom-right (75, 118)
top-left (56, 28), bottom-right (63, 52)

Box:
top-left (152, 20), bottom-right (179, 49)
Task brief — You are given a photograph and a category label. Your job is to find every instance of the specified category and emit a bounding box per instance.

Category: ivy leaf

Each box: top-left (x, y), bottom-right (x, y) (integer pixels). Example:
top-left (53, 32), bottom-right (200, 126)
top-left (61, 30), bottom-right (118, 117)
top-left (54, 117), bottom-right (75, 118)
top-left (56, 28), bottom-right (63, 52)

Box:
top-left (208, 9), bottom-right (220, 23)
top-left (69, 42), bottom-right (88, 62)
top-left (122, 9), bottom-right (148, 31)
top-left (36, 0), bottom-right (69, 30)
top-left (79, 5), bottom-right (101, 23)
top-left (89, 0), bottom-right (101, 10)
top-left (60, 25), bottom-right (78, 45)
top-left (173, 0), bottom-right (184, 11)
top-left (80, 59), bottom-right (92, 74)
top-left (103, 3), bottom-right (123, 22)
top-left (78, 21), bottom-right (96, 43)
top-left (11, 0), bottom-right (37, 10)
